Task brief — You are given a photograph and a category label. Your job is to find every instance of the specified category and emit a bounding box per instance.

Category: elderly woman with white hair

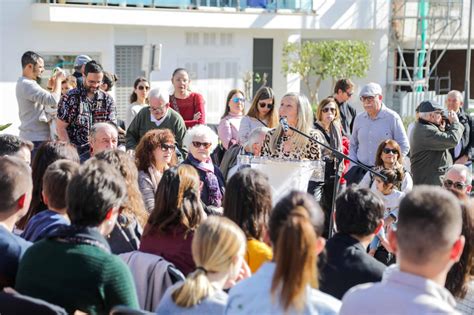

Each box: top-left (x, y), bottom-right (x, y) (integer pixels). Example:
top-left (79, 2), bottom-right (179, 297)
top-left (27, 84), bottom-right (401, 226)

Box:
top-left (261, 92), bottom-right (322, 161)
top-left (125, 88), bottom-right (187, 154)
top-left (182, 124), bottom-right (225, 208)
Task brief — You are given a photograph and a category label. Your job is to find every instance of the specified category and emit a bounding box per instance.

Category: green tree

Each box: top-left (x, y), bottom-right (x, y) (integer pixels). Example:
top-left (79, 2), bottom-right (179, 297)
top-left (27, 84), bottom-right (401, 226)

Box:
top-left (282, 40), bottom-right (371, 105)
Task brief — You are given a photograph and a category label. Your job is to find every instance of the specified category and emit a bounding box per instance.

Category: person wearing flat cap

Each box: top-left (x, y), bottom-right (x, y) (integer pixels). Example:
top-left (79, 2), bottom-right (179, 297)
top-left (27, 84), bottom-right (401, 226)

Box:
top-left (72, 54), bottom-right (92, 89)
top-left (409, 100), bottom-right (464, 186)
top-left (347, 82), bottom-right (409, 184)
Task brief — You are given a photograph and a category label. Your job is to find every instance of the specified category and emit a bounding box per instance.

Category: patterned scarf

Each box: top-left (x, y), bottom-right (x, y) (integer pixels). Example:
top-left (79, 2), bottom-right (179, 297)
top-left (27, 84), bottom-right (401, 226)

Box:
top-left (188, 154), bottom-right (222, 207)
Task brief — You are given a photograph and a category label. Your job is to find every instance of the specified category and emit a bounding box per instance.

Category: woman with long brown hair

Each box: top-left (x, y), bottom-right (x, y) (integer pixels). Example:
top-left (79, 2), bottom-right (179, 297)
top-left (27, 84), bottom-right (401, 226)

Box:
top-left (126, 77), bottom-right (149, 128)
top-left (226, 191), bottom-right (341, 314)
top-left (218, 89), bottom-right (245, 150)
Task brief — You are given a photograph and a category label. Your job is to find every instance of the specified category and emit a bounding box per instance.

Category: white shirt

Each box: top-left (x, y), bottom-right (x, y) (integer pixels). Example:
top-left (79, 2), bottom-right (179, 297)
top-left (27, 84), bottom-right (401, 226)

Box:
top-left (341, 268), bottom-right (460, 315)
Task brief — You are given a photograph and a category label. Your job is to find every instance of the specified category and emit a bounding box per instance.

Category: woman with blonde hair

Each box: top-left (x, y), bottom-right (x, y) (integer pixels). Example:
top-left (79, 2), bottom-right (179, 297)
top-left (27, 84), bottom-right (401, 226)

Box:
top-left (226, 191), bottom-right (341, 314)
top-left (261, 92), bottom-right (322, 161)
top-left (156, 216), bottom-right (247, 314)
top-left (94, 150), bottom-right (148, 254)
top-left (239, 86), bottom-right (278, 144)
top-left (140, 165), bottom-right (205, 275)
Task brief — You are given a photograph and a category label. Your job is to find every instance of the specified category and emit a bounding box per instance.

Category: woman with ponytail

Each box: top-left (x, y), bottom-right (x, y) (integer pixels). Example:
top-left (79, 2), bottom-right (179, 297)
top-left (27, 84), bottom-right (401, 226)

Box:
top-left (139, 165), bottom-right (205, 275)
top-left (226, 191), bottom-right (341, 314)
top-left (157, 216), bottom-right (247, 314)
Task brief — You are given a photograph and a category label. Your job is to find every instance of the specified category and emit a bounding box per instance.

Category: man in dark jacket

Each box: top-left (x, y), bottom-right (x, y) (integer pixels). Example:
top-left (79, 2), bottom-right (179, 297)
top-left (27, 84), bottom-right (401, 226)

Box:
top-left (320, 186), bottom-right (386, 300)
top-left (333, 78), bottom-right (357, 137)
top-left (410, 100), bottom-right (464, 186)
top-left (446, 90), bottom-right (473, 166)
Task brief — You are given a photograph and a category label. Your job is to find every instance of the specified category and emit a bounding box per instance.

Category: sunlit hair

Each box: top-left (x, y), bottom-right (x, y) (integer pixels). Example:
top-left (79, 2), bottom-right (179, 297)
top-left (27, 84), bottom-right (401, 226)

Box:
top-left (172, 216), bottom-right (246, 307)
top-left (315, 97), bottom-right (341, 124)
top-left (94, 150), bottom-right (149, 227)
top-left (269, 191), bottom-right (324, 312)
top-left (135, 129), bottom-right (178, 172)
top-left (183, 124), bottom-right (219, 153)
top-left (221, 89), bottom-right (245, 119)
top-left (268, 92), bottom-right (313, 155)
top-left (246, 86), bottom-right (278, 128)
top-left (130, 77), bottom-right (149, 104)
top-left (374, 139), bottom-right (403, 166)
top-left (145, 165), bottom-right (203, 235)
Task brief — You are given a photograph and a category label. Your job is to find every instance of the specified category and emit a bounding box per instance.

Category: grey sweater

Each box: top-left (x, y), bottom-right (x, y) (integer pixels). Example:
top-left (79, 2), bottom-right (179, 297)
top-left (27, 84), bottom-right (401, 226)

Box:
top-left (16, 76), bottom-right (60, 141)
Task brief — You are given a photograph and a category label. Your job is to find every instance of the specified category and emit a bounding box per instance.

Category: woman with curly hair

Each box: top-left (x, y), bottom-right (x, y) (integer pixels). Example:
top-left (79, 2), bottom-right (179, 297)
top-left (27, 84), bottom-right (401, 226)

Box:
top-left (135, 129), bottom-right (178, 213)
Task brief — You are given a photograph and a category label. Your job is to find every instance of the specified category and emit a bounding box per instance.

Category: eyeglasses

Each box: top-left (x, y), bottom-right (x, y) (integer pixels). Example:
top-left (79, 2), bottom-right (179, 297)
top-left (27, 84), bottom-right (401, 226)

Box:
top-left (322, 107), bottom-right (336, 113)
top-left (382, 148), bottom-right (398, 155)
top-left (361, 96), bottom-right (376, 102)
top-left (232, 97), bottom-right (245, 103)
top-left (138, 86), bottom-right (150, 91)
top-left (150, 106), bottom-right (166, 112)
top-left (160, 144), bottom-right (176, 152)
top-left (443, 179), bottom-right (467, 191)
top-left (192, 141), bottom-right (212, 149)
top-left (346, 91), bottom-right (353, 97)
top-left (259, 102), bottom-right (274, 110)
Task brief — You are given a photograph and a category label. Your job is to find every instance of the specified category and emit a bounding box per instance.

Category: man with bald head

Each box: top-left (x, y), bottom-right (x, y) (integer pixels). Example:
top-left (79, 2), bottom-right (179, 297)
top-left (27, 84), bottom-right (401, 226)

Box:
top-left (0, 156), bottom-right (33, 288)
top-left (89, 122), bottom-right (118, 157)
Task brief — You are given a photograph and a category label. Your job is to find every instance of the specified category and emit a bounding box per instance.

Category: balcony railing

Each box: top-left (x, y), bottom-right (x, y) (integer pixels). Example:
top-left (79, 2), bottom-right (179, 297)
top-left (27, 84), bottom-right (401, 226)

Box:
top-left (39, 0), bottom-right (314, 13)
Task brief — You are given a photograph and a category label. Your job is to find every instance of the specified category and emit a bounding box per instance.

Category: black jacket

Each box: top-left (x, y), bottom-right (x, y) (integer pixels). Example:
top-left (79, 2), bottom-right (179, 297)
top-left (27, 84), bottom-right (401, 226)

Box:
top-left (449, 109), bottom-right (474, 161)
top-left (335, 100), bottom-right (356, 137)
top-left (320, 233), bottom-right (386, 299)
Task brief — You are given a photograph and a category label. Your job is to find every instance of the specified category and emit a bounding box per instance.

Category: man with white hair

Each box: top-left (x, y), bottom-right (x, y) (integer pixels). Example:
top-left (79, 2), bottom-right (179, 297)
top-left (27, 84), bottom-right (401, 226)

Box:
top-left (89, 122), bottom-right (118, 157)
top-left (126, 88), bottom-right (186, 155)
top-left (442, 164), bottom-right (472, 196)
top-left (445, 90), bottom-right (473, 166)
top-left (410, 100), bottom-right (464, 186)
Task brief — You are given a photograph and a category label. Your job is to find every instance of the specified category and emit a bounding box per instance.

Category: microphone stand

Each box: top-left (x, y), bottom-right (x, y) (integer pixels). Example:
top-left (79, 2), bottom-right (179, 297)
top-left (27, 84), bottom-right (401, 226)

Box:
top-left (280, 118), bottom-right (386, 238)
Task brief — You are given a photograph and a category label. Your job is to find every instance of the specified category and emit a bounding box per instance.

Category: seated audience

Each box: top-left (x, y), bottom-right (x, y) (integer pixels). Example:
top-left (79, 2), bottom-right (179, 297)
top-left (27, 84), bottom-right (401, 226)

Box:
top-left (89, 122), bottom-right (118, 157)
top-left (182, 125), bottom-right (225, 208)
top-left (218, 89), bottom-right (245, 150)
top-left (220, 126), bottom-right (269, 181)
top-left (157, 216), bottom-right (247, 314)
top-left (139, 165), bottom-right (205, 275)
top-left (319, 186), bottom-right (386, 299)
top-left (15, 160), bottom-right (139, 313)
top-left (135, 129), bottom-right (178, 212)
top-left (21, 160), bottom-right (79, 242)
top-left (95, 150), bottom-right (148, 254)
top-left (224, 168), bottom-right (273, 273)
top-left (226, 191), bottom-right (341, 314)
top-left (341, 186), bottom-right (465, 314)
top-left (18, 141), bottom-right (79, 229)
top-left (442, 164), bottom-right (472, 197)
top-left (0, 157), bottom-right (32, 289)
top-left (0, 134), bottom-right (33, 166)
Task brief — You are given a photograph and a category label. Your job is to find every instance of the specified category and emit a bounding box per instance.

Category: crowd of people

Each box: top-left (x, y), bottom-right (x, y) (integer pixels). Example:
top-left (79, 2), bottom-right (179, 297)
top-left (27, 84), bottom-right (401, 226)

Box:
top-left (0, 50), bottom-right (473, 314)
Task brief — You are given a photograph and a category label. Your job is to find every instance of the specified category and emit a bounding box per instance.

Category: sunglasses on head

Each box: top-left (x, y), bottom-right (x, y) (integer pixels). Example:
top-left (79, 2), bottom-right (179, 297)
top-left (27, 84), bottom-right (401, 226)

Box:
top-left (138, 85), bottom-right (150, 91)
top-left (258, 102), bottom-right (273, 110)
top-left (382, 148), bottom-right (398, 155)
top-left (443, 179), bottom-right (467, 190)
top-left (192, 141), bottom-right (212, 149)
top-left (160, 144), bottom-right (176, 152)
top-left (232, 97), bottom-right (245, 103)
top-left (322, 107), bottom-right (336, 113)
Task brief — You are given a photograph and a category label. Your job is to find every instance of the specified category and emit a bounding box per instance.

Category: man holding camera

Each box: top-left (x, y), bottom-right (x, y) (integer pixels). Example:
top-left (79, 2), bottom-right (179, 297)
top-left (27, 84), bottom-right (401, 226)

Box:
top-left (410, 100), bottom-right (464, 186)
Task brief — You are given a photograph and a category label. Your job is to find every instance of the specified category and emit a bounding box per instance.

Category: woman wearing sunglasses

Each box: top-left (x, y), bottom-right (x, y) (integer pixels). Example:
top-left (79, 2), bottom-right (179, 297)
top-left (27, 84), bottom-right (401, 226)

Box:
top-left (359, 139), bottom-right (413, 193)
top-left (135, 129), bottom-right (178, 212)
top-left (218, 89), bottom-right (245, 150)
top-left (126, 77), bottom-right (150, 129)
top-left (182, 124), bottom-right (225, 208)
top-left (239, 87), bottom-right (278, 144)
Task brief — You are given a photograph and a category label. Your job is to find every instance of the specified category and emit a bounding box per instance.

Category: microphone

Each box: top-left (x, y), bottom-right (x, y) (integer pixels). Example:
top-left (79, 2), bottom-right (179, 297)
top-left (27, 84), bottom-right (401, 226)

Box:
top-left (280, 116), bottom-right (289, 132)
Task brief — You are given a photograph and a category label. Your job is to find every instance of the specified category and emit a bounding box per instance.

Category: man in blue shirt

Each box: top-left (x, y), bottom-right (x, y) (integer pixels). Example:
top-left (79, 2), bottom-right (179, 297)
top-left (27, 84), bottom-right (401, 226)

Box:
top-left (0, 156), bottom-right (32, 289)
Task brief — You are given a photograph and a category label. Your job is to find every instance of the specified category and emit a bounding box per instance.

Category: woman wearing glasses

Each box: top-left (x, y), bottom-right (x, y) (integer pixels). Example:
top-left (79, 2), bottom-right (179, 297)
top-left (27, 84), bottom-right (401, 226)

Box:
top-left (135, 129), bottom-right (178, 212)
top-left (182, 124), bottom-right (225, 208)
top-left (126, 77), bottom-right (150, 129)
top-left (359, 139), bottom-right (413, 193)
top-left (239, 87), bottom-right (278, 144)
top-left (218, 89), bottom-right (245, 150)
top-left (169, 68), bottom-right (206, 128)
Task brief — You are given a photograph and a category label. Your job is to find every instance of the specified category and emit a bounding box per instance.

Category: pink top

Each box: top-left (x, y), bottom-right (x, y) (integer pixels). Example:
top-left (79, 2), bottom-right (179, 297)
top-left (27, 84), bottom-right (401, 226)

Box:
top-left (218, 113), bottom-right (244, 150)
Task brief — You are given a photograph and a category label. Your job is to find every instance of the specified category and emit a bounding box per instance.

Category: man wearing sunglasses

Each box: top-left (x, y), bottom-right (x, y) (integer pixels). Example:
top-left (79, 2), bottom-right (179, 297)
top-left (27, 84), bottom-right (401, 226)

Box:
top-left (333, 79), bottom-right (357, 137)
top-left (442, 164), bottom-right (472, 196)
top-left (410, 100), bottom-right (464, 186)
